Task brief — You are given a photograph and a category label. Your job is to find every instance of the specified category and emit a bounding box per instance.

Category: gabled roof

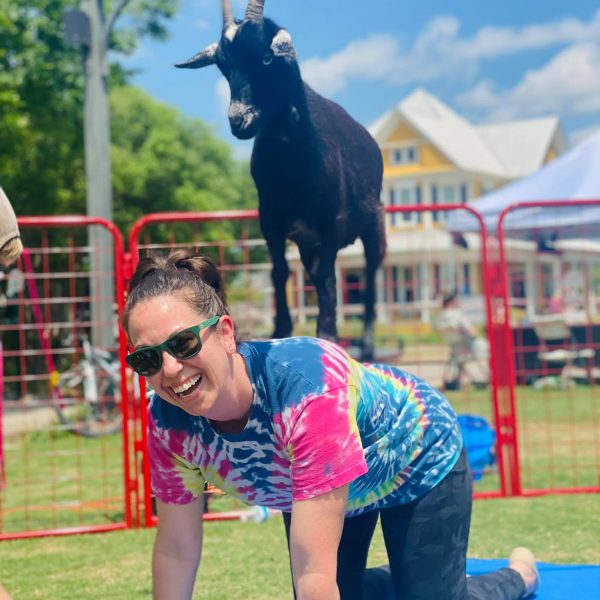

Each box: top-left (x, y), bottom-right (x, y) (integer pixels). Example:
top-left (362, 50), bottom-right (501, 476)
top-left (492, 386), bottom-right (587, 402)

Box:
top-left (369, 88), bottom-right (564, 179)
top-left (477, 117), bottom-right (566, 178)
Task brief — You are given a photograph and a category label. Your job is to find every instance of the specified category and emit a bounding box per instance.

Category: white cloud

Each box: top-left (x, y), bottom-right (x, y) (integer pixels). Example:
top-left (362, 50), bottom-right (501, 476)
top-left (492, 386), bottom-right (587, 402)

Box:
top-left (456, 11), bottom-right (600, 59)
top-left (301, 35), bottom-right (398, 96)
top-left (457, 42), bottom-right (600, 120)
top-left (298, 9), bottom-right (600, 97)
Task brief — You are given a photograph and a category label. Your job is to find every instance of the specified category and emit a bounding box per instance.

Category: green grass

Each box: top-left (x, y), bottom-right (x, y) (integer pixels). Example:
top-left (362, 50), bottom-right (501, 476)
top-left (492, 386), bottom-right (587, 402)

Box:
top-left (0, 383), bottom-right (598, 597)
top-left (0, 429), bottom-right (125, 533)
top-left (0, 493), bottom-right (598, 599)
top-left (1, 385), bottom-right (598, 532)
top-left (446, 385), bottom-right (600, 492)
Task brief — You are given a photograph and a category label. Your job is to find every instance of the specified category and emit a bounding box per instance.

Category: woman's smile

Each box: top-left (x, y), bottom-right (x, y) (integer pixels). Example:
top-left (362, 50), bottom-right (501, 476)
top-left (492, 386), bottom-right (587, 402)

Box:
top-left (171, 373), bottom-right (203, 397)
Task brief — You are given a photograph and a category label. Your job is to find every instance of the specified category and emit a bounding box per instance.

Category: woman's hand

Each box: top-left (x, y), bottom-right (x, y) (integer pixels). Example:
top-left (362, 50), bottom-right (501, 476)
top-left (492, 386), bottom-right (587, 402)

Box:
top-left (289, 484), bottom-right (349, 600)
top-left (152, 496), bottom-right (204, 600)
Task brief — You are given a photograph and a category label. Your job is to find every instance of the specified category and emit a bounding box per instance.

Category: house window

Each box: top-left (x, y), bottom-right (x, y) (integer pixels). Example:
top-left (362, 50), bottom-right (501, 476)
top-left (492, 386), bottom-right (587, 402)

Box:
top-left (433, 264), bottom-right (441, 296)
top-left (431, 185), bottom-right (440, 223)
top-left (509, 266), bottom-right (526, 307)
top-left (344, 271), bottom-right (363, 305)
top-left (392, 149), bottom-right (404, 165)
top-left (390, 146), bottom-right (418, 165)
top-left (400, 188), bottom-right (412, 222)
top-left (388, 185), bottom-right (419, 226)
top-left (462, 264), bottom-right (471, 294)
top-left (389, 187), bottom-right (399, 226)
top-left (460, 184), bottom-right (468, 204)
top-left (388, 266), bottom-right (400, 303)
top-left (442, 185), bottom-right (456, 203)
top-left (403, 266), bottom-right (415, 302)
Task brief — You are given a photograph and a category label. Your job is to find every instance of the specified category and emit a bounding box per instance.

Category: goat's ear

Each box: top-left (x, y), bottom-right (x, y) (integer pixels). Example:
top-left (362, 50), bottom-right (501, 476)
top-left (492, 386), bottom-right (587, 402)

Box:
top-left (175, 42), bottom-right (218, 69)
top-left (270, 29), bottom-right (295, 58)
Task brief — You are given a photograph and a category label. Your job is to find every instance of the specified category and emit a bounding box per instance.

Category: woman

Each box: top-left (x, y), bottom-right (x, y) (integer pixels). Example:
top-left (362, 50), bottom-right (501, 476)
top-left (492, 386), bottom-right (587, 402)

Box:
top-left (123, 250), bottom-right (538, 600)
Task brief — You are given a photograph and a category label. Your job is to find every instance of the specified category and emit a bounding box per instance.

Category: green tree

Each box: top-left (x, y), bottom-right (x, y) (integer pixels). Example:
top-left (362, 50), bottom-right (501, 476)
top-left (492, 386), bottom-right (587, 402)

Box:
top-left (0, 0), bottom-right (86, 214)
top-left (110, 85), bottom-right (258, 237)
top-left (0, 0), bottom-right (179, 216)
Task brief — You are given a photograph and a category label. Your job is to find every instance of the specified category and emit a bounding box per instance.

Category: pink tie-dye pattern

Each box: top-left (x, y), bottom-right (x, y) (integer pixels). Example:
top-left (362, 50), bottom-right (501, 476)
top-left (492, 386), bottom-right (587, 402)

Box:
top-left (148, 413), bottom-right (202, 504)
top-left (272, 340), bottom-right (367, 501)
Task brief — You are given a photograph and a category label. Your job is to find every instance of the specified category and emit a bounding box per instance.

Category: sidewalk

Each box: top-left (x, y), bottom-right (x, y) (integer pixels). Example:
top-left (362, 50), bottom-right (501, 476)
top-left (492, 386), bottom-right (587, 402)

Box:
top-left (1, 403), bottom-right (56, 437)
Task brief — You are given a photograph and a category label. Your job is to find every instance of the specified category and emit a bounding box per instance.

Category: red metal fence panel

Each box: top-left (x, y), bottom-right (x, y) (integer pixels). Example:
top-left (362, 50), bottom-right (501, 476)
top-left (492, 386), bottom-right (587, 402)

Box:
top-left (0, 217), bottom-right (133, 539)
top-left (497, 199), bottom-right (600, 496)
top-left (127, 206), bottom-right (505, 527)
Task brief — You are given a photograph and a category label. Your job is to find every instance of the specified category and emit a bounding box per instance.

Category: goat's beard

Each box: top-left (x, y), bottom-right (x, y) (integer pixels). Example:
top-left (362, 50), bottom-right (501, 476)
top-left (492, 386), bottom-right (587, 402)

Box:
top-left (228, 101), bottom-right (260, 139)
top-left (231, 122), bottom-right (258, 140)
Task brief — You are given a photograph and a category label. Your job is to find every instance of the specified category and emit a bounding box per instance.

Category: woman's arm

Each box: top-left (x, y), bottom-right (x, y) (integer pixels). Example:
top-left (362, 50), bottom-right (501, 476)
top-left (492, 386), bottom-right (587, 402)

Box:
top-left (152, 496), bottom-right (204, 600)
top-left (289, 484), bottom-right (349, 600)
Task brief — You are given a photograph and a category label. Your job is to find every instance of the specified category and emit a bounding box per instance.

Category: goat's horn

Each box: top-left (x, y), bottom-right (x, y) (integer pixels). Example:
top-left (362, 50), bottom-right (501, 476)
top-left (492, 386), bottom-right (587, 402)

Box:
top-left (174, 43), bottom-right (218, 69)
top-left (222, 0), bottom-right (234, 27)
top-left (245, 0), bottom-right (265, 22)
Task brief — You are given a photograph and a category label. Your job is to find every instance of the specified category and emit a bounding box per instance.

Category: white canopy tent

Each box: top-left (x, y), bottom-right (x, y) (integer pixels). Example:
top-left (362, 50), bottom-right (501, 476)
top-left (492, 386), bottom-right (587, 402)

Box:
top-left (447, 130), bottom-right (600, 238)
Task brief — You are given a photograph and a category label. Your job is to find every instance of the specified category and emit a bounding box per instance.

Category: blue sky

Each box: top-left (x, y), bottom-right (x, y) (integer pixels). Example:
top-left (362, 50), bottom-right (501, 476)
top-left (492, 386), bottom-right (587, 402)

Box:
top-left (124, 0), bottom-right (600, 158)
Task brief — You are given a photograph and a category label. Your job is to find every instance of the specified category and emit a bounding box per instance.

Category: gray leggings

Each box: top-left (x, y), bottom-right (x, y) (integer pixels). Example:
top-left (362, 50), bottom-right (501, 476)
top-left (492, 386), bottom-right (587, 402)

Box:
top-left (283, 450), bottom-right (526, 600)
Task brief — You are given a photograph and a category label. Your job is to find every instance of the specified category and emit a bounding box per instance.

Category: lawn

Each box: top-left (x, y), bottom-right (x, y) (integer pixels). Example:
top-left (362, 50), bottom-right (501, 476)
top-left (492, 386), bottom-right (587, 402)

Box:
top-left (0, 429), bottom-right (125, 534)
top-left (0, 493), bottom-right (598, 599)
top-left (0, 383), bottom-right (598, 598)
top-left (446, 385), bottom-right (600, 492)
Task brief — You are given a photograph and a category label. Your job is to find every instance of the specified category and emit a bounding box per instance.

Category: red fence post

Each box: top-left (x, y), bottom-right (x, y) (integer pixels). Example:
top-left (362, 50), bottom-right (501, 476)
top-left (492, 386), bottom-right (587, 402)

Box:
top-left (485, 234), bottom-right (521, 496)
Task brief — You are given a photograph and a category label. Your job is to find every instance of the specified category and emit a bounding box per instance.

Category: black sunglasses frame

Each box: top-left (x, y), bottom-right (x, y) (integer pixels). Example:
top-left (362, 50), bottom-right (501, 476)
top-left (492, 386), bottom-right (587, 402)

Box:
top-left (126, 315), bottom-right (220, 376)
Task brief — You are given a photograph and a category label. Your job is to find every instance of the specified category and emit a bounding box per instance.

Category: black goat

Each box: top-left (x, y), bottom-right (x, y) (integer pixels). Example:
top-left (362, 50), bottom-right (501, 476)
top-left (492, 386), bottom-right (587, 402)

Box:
top-left (177, 0), bottom-right (386, 360)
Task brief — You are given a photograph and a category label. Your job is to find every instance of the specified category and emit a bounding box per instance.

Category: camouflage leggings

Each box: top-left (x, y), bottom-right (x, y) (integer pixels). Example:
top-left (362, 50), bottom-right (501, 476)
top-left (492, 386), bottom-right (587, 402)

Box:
top-left (283, 449), bottom-right (526, 600)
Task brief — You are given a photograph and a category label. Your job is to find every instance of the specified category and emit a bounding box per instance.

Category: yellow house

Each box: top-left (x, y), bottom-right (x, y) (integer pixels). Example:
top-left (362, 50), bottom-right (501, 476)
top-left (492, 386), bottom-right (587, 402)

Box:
top-left (288, 89), bottom-right (571, 327)
top-left (369, 88), bottom-right (566, 231)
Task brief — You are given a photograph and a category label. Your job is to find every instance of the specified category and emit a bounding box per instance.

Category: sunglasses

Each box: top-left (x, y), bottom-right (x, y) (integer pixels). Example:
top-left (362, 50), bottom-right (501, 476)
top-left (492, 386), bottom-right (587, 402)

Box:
top-left (126, 315), bottom-right (220, 376)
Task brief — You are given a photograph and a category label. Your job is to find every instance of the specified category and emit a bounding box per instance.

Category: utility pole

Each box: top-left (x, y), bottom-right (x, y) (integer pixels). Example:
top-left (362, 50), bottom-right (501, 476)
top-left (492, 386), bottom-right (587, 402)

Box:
top-left (65, 0), bottom-right (131, 349)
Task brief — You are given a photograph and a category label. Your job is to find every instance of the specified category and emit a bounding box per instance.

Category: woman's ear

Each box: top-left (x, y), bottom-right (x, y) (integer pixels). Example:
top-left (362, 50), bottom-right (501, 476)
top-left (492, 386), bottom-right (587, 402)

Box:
top-left (217, 315), bottom-right (236, 347)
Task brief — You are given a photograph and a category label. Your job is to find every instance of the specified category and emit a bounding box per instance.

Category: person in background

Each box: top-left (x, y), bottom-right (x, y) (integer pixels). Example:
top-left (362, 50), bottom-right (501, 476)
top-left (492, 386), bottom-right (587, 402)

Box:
top-left (0, 261), bottom-right (24, 325)
top-left (548, 290), bottom-right (565, 315)
top-left (436, 290), bottom-right (486, 390)
top-left (123, 250), bottom-right (539, 600)
top-left (0, 188), bottom-right (22, 264)
top-left (0, 187), bottom-right (20, 600)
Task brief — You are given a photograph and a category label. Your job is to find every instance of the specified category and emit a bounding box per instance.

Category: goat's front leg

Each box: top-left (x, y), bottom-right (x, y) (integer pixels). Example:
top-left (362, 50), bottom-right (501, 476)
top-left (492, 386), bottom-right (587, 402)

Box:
top-left (267, 236), bottom-right (293, 338)
top-left (303, 243), bottom-right (338, 343)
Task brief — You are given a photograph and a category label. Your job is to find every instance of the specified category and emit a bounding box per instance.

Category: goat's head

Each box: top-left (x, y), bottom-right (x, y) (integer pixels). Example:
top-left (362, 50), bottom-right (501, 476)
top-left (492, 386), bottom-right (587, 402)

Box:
top-left (176, 0), bottom-right (299, 140)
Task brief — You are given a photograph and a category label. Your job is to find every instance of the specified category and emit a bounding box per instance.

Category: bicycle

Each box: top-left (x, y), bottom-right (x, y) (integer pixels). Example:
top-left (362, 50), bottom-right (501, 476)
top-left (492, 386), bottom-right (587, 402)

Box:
top-left (53, 336), bottom-right (137, 437)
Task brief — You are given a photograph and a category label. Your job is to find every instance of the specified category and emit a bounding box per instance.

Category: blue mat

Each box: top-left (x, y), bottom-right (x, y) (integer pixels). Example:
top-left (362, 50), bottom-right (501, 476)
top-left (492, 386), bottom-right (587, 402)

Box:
top-left (467, 558), bottom-right (600, 600)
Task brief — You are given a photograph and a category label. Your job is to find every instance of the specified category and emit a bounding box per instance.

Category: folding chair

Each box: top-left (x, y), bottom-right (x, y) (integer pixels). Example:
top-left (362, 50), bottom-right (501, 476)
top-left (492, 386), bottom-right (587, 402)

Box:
top-left (530, 315), bottom-right (595, 388)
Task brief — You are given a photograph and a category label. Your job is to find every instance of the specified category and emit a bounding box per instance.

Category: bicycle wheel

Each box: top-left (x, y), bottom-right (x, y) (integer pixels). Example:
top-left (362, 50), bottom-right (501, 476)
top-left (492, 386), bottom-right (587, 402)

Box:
top-left (55, 362), bottom-right (122, 437)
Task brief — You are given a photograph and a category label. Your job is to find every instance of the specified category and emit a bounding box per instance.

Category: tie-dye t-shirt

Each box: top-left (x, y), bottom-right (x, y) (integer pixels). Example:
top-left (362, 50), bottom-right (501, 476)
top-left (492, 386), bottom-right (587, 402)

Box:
top-left (148, 337), bottom-right (462, 516)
